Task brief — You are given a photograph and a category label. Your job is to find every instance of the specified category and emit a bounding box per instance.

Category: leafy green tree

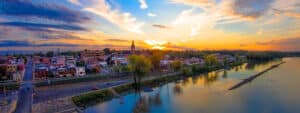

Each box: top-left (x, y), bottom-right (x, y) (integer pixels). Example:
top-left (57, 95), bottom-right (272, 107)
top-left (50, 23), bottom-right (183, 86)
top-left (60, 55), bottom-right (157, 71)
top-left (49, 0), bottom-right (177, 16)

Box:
top-left (76, 61), bottom-right (85, 67)
top-left (171, 60), bottom-right (182, 72)
top-left (112, 66), bottom-right (121, 73)
top-left (0, 66), bottom-right (7, 81)
top-left (191, 64), bottom-right (199, 73)
top-left (149, 51), bottom-right (164, 71)
top-left (46, 51), bottom-right (54, 57)
top-left (103, 48), bottom-right (111, 55)
top-left (223, 57), bottom-right (229, 66)
top-left (121, 65), bottom-right (130, 72)
top-left (128, 55), bottom-right (152, 88)
top-left (182, 67), bottom-right (192, 76)
top-left (204, 54), bottom-right (218, 66)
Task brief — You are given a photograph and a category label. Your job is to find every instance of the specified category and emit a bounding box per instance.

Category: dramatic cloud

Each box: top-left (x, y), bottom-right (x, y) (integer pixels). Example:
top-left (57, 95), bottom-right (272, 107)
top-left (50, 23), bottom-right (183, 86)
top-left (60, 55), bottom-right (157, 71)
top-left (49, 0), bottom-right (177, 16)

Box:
top-left (83, 0), bottom-right (145, 34)
top-left (225, 0), bottom-right (274, 19)
top-left (0, 40), bottom-right (79, 47)
top-left (152, 24), bottom-right (171, 29)
top-left (256, 37), bottom-right (300, 51)
top-left (68, 0), bottom-right (82, 6)
top-left (0, 22), bottom-right (86, 31)
top-left (172, 9), bottom-right (215, 36)
top-left (0, 0), bottom-right (299, 51)
top-left (138, 0), bottom-right (148, 9)
top-left (104, 39), bottom-right (130, 42)
top-left (271, 0), bottom-right (300, 11)
top-left (145, 40), bottom-right (194, 50)
top-left (0, 0), bottom-right (90, 23)
top-left (170, 0), bottom-right (215, 9)
top-left (0, 24), bottom-right (87, 41)
top-left (273, 9), bottom-right (300, 19)
top-left (147, 13), bottom-right (157, 17)
top-left (0, 40), bottom-right (33, 47)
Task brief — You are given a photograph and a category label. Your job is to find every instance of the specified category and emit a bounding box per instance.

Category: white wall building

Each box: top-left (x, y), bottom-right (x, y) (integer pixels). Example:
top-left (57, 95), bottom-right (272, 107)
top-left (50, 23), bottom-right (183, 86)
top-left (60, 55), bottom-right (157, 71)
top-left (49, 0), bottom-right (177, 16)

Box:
top-left (76, 67), bottom-right (86, 76)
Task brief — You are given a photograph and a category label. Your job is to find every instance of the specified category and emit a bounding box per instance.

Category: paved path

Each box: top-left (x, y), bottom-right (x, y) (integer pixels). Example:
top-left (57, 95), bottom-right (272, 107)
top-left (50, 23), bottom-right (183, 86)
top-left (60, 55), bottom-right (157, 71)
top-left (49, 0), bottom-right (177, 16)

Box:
top-left (14, 59), bottom-right (33, 113)
top-left (33, 72), bottom-right (179, 104)
top-left (34, 80), bottom-right (129, 103)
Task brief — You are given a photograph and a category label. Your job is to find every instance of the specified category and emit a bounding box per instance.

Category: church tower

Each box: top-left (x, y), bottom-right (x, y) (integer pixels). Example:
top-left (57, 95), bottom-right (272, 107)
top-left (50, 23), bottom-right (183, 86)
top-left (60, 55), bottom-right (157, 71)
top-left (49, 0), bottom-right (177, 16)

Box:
top-left (131, 40), bottom-right (135, 54)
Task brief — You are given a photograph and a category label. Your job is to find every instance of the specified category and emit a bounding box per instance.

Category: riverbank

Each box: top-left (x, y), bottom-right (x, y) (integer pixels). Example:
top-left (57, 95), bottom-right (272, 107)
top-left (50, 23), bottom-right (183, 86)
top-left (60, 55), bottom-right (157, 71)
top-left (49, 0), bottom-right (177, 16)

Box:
top-left (72, 62), bottom-right (246, 109)
top-left (228, 61), bottom-right (285, 90)
top-left (72, 72), bottom-right (182, 109)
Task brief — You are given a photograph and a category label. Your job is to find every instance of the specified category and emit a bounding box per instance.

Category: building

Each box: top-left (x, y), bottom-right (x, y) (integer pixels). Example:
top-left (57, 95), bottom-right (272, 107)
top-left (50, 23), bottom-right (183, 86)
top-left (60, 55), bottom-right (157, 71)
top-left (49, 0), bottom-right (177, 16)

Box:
top-left (111, 55), bottom-right (128, 66)
top-left (66, 56), bottom-right (76, 67)
top-left (160, 60), bottom-right (174, 71)
top-left (81, 50), bottom-right (105, 64)
top-left (33, 56), bottom-right (41, 64)
top-left (51, 56), bottom-right (66, 67)
top-left (81, 50), bottom-right (103, 58)
top-left (183, 57), bottom-right (204, 66)
top-left (0, 56), bottom-right (25, 81)
top-left (6, 64), bottom-right (17, 73)
top-left (34, 64), bottom-right (49, 79)
top-left (55, 67), bottom-right (76, 77)
top-left (41, 57), bottom-right (51, 64)
top-left (12, 71), bottom-right (23, 81)
top-left (99, 61), bottom-right (108, 67)
top-left (76, 67), bottom-right (86, 76)
top-left (131, 40), bottom-right (135, 54)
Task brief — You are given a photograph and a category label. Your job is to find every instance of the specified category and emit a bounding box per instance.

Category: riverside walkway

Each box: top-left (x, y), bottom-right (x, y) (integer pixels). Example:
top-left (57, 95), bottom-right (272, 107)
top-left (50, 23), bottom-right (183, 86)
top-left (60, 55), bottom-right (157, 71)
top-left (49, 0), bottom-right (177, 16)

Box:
top-left (229, 62), bottom-right (285, 90)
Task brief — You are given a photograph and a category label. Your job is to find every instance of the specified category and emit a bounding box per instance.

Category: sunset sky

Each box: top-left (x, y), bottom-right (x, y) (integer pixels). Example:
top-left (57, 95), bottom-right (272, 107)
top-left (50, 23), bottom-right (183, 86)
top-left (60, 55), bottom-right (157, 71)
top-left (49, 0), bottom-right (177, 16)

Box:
top-left (0, 0), bottom-right (300, 51)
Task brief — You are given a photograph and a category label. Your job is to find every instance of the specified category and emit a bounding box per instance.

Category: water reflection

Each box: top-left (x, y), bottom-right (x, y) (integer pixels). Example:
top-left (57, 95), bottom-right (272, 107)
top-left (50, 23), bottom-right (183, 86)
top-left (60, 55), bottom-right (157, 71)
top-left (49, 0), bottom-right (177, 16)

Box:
top-left (149, 93), bottom-right (162, 106)
top-left (133, 96), bottom-right (149, 113)
top-left (204, 71), bottom-right (219, 85)
top-left (191, 76), bottom-right (199, 85)
top-left (222, 70), bottom-right (228, 78)
top-left (85, 58), bottom-right (299, 113)
top-left (173, 85), bottom-right (183, 95)
top-left (132, 93), bottom-right (162, 113)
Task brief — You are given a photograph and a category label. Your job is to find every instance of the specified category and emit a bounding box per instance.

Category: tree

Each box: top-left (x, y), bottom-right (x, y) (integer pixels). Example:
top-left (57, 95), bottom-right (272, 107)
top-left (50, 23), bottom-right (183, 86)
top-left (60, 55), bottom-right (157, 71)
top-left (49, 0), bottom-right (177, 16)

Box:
top-left (0, 66), bottom-right (7, 81)
top-left (204, 54), bottom-right (218, 66)
top-left (171, 60), bottom-right (182, 72)
top-left (128, 55), bottom-right (152, 88)
top-left (92, 66), bottom-right (101, 73)
top-left (223, 57), bottom-right (229, 66)
top-left (76, 61), bottom-right (85, 67)
top-left (103, 48), bottom-right (111, 55)
top-left (149, 51), bottom-right (164, 71)
top-left (46, 51), bottom-right (54, 57)
top-left (182, 67), bottom-right (192, 76)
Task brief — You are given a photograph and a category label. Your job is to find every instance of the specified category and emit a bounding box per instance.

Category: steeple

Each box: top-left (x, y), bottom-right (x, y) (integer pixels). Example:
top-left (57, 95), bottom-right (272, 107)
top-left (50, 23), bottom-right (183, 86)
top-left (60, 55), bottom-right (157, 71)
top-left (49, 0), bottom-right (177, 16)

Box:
top-left (131, 40), bottom-right (135, 54)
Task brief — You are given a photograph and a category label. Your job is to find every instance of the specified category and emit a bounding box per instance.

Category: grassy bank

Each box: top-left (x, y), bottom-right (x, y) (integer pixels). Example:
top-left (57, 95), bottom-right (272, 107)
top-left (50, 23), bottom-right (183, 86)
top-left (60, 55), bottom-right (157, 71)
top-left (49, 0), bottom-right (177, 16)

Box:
top-left (72, 89), bottom-right (114, 108)
top-left (72, 74), bottom-right (182, 109)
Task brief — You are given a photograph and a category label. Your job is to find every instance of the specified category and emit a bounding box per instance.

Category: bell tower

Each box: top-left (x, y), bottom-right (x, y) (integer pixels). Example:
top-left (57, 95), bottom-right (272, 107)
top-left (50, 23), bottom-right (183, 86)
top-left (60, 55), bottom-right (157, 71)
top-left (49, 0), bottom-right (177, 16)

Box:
top-left (131, 40), bottom-right (135, 54)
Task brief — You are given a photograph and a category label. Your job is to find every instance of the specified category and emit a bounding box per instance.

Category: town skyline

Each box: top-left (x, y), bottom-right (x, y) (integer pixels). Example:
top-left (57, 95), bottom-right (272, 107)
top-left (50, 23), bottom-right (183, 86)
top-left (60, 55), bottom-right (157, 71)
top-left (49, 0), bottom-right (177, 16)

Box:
top-left (0, 0), bottom-right (300, 52)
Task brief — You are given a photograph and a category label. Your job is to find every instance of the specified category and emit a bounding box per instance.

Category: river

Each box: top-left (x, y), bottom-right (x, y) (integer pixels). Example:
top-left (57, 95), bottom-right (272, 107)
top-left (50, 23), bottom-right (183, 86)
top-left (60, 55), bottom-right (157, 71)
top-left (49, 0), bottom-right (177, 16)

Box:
top-left (84, 57), bottom-right (300, 113)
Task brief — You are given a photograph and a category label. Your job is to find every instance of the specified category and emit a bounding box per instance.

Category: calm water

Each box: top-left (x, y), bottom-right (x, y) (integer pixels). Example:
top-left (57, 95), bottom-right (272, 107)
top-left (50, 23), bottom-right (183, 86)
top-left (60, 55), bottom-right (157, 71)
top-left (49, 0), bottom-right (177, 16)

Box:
top-left (85, 57), bottom-right (300, 113)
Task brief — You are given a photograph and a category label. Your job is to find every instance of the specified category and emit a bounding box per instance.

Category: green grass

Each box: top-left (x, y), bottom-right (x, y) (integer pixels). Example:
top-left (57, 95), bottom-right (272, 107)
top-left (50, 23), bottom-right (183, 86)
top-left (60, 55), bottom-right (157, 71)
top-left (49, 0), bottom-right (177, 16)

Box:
top-left (72, 89), bottom-right (114, 109)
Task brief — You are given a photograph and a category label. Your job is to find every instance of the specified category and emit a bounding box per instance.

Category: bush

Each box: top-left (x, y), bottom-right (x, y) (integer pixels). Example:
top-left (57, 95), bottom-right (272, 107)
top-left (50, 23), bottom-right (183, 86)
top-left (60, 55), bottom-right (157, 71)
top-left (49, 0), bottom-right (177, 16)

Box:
top-left (182, 68), bottom-right (193, 76)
